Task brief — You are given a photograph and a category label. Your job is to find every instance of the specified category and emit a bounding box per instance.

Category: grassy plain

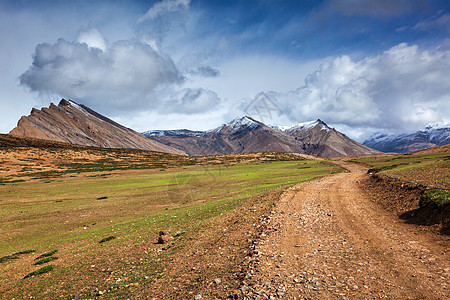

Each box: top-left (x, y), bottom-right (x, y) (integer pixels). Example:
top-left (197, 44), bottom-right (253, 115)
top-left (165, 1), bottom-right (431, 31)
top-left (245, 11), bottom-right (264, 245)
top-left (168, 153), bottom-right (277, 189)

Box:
top-left (352, 146), bottom-right (450, 189)
top-left (0, 142), bottom-right (342, 299)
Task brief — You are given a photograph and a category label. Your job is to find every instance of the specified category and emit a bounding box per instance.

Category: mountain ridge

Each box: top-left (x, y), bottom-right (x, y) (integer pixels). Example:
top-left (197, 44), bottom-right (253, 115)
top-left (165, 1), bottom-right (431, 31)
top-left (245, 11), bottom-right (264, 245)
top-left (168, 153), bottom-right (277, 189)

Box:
top-left (363, 124), bottom-right (450, 153)
top-left (9, 100), bottom-right (381, 157)
top-left (144, 116), bottom-right (380, 157)
top-left (9, 99), bottom-right (186, 155)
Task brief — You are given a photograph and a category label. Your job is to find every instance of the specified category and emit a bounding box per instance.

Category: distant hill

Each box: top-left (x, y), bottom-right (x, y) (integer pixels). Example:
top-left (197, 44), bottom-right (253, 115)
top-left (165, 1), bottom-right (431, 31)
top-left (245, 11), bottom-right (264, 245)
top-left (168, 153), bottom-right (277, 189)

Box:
top-left (9, 99), bottom-right (185, 155)
top-left (363, 124), bottom-right (450, 154)
top-left (144, 117), bottom-right (379, 157)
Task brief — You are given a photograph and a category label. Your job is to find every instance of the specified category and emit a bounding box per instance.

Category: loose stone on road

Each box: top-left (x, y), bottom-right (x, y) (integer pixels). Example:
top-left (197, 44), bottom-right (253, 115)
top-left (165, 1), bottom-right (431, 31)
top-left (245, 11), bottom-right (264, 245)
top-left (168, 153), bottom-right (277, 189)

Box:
top-left (241, 160), bottom-right (449, 299)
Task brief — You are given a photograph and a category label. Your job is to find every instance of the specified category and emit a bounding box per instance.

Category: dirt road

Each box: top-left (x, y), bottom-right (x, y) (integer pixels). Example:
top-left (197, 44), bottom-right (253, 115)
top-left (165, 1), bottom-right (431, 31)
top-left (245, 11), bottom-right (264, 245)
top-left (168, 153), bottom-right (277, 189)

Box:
top-left (241, 161), bottom-right (449, 299)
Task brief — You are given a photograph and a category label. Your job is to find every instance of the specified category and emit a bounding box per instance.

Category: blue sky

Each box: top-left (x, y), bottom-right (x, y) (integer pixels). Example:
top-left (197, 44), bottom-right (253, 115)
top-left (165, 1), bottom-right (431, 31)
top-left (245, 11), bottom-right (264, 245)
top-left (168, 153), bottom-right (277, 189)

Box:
top-left (1, 0), bottom-right (449, 140)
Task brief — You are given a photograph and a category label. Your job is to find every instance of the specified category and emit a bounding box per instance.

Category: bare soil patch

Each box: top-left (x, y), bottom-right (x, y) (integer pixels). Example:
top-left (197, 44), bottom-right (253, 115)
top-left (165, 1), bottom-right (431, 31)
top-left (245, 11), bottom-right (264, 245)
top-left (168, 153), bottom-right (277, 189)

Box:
top-left (362, 173), bottom-right (450, 236)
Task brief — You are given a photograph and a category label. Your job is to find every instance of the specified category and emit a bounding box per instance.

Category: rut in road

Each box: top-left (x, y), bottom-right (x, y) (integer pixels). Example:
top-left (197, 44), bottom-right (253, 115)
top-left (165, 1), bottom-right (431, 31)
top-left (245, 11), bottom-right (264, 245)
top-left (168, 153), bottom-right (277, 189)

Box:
top-left (241, 161), bottom-right (449, 299)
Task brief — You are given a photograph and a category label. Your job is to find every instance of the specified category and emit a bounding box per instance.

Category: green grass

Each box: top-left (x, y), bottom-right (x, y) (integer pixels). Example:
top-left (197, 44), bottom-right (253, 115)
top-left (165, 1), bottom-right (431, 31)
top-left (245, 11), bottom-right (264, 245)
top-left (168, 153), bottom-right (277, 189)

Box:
top-left (23, 265), bottom-right (55, 279)
top-left (0, 250), bottom-right (35, 264)
top-left (99, 236), bottom-right (116, 243)
top-left (34, 256), bottom-right (58, 265)
top-left (420, 189), bottom-right (449, 208)
top-left (352, 152), bottom-right (449, 189)
top-left (35, 250), bottom-right (58, 260)
top-left (0, 158), bottom-right (341, 298)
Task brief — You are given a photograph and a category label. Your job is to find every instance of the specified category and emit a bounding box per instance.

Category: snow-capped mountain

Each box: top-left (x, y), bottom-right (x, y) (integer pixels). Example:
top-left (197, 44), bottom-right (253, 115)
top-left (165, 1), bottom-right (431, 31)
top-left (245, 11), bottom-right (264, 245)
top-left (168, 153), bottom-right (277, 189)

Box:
top-left (143, 129), bottom-right (205, 138)
top-left (144, 117), bottom-right (379, 157)
top-left (282, 119), bottom-right (378, 157)
top-left (9, 99), bottom-right (185, 155)
top-left (212, 116), bottom-right (262, 134)
top-left (363, 123), bottom-right (450, 153)
top-left (272, 120), bottom-right (330, 132)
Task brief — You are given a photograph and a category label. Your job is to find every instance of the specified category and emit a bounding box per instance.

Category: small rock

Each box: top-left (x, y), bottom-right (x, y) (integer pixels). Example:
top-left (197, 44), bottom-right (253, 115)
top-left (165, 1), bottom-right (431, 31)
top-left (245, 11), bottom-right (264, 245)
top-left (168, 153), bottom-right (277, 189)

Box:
top-left (228, 290), bottom-right (243, 299)
top-left (157, 231), bottom-right (170, 244)
top-left (195, 294), bottom-right (202, 300)
top-left (214, 278), bottom-right (222, 284)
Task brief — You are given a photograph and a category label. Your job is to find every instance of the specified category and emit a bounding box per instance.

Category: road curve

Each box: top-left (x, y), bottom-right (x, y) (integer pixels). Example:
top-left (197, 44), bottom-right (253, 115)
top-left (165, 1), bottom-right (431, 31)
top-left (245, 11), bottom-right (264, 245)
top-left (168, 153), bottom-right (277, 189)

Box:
top-left (242, 160), bottom-right (449, 299)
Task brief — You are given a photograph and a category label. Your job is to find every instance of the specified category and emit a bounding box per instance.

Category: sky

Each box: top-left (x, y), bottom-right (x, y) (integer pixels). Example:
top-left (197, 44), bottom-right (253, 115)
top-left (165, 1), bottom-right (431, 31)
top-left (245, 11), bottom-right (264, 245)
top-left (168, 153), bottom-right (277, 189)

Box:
top-left (1, 0), bottom-right (449, 141)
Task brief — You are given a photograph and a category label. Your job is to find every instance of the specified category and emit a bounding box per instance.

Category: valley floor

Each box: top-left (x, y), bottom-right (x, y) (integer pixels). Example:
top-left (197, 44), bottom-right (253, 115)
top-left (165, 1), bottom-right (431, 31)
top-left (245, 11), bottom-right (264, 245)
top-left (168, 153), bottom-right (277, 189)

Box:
top-left (241, 161), bottom-right (449, 299)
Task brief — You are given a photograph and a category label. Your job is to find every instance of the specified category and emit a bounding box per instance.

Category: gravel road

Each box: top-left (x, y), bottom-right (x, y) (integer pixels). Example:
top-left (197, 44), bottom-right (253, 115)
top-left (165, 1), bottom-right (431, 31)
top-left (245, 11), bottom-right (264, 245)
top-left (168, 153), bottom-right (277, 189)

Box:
top-left (240, 161), bottom-right (449, 299)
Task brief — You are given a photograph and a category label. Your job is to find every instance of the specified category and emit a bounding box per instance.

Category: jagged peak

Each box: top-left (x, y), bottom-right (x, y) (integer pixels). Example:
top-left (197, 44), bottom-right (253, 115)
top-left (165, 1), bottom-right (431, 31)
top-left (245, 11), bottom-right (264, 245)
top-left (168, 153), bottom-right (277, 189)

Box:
top-left (280, 119), bottom-right (330, 132)
top-left (58, 99), bottom-right (71, 107)
top-left (228, 116), bottom-right (260, 127)
top-left (208, 116), bottom-right (262, 135)
top-left (58, 99), bottom-right (85, 111)
top-left (424, 122), bottom-right (449, 130)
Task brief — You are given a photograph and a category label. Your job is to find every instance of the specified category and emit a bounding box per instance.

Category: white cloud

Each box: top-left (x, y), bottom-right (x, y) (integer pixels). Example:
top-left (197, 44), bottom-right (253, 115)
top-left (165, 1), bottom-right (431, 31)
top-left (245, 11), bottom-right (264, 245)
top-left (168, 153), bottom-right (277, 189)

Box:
top-left (138, 0), bottom-right (191, 22)
top-left (272, 41), bottom-right (450, 138)
top-left (76, 27), bottom-right (107, 51)
top-left (19, 34), bottom-right (185, 113)
top-left (414, 12), bottom-right (450, 32)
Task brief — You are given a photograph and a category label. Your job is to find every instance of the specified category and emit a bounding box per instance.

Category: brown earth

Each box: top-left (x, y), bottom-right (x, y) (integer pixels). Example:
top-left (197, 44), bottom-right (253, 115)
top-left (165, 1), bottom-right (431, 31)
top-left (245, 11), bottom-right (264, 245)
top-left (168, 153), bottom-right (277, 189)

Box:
top-left (240, 160), bottom-right (449, 299)
top-left (410, 144), bottom-right (450, 155)
top-left (362, 173), bottom-right (449, 236)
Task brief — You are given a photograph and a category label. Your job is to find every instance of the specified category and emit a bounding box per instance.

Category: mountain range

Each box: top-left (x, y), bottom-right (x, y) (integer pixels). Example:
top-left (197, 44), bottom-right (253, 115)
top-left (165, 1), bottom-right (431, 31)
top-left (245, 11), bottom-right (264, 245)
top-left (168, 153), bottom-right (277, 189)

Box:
top-left (12, 98), bottom-right (448, 157)
top-left (363, 124), bottom-right (450, 154)
top-left (143, 117), bottom-right (379, 157)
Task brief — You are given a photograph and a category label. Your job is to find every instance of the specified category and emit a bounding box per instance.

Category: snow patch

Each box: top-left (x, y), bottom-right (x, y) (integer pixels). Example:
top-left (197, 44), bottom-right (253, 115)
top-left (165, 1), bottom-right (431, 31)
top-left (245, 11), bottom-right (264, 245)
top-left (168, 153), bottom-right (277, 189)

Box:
top-left (273, 120), bottom-right (330, 132)
top-left (228, 116), bottom-right (260, 133)
top-left (271, 125), bottom-right (292, 131)
top-left (364, 123), bottom-right (450, 148)
top-left (143, 129), bottom-right (205, 137)
top-left (425, 122), bottom-right (450, 130)
top-left (67, 100), bottom-right (85, 111)
top-left (209, 116), bottom-right (261, 135)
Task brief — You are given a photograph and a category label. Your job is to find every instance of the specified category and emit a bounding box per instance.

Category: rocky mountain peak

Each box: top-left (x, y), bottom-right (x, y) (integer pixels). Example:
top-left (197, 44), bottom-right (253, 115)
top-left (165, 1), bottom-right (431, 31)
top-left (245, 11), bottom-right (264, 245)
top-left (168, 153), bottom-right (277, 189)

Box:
top-left (364, 123), bottom-right (450, 153)
top-left (228, 116), bottom-right (261, 129)
top-left (58, 99), bottom-right (71, 107)
top-left (145, 116), bottom-right (379, 157)
top-left (9, 99), bottom-right (185, 155)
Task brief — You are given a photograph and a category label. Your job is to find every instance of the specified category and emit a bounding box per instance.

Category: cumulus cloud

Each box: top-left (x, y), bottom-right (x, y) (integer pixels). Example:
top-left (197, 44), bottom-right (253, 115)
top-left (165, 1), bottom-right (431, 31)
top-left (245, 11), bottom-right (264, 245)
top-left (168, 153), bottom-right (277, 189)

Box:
top-left (275, 41), bottom-right (450, 136)
top-left (76, 27), bottom-right (107, 51)
top-left (138, 0), bottom-right (191, 22)
top-left (20, 33), bottom-right (186, 113)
